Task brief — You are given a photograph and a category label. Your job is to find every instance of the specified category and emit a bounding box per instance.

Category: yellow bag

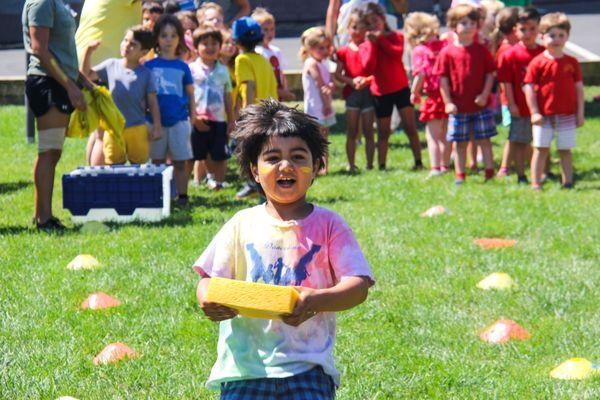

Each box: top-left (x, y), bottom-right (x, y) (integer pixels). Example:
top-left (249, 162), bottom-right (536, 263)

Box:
top-left (67, 86), bottom-right (125, 151)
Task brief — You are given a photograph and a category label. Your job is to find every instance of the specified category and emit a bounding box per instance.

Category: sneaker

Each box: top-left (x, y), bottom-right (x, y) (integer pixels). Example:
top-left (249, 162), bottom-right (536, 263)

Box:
top-left (532, 184), bottom-right (542, 192)
top-left (378, 164), bottom-right (386, 171)
top-left (191, 180), bottom-right (201, 188)
top-left (426, 170), bottom-right (442, 179)
top-left (346, 165), bottom-right (360, 174)
top-left (411, 161), bottom-right (424, 171)
top-left (175, 194), bottom-right (189, 207)
top-left (455, 179), bottom-right (465, 186)
top-left (236, 183), bottom-right (258, 199)
top-left (36, 216), bottom-right (67, 232)
top-left (497, 167), bottom-right (509, 178)
top-left (561, 182), bottom-right (574, 189)
top-left (517, 175), bottom-right (529, 185)
top-left (206, 178), bottom-right (219, 190)
top-left (220, 181), bottom-right (231, 188)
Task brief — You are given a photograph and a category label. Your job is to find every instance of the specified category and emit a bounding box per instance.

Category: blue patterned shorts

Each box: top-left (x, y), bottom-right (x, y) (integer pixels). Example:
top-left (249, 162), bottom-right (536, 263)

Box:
top-left (447, 109), bottom-right (497, 142)
top-left (220, 366), bottom-right (336, 400)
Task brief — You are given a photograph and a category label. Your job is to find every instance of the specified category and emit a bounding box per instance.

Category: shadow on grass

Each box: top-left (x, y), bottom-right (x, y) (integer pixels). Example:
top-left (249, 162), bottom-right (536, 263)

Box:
top-left (0, 181), bottom-right (31, 196)
top-left (308, 193), bottom-right (350, 205)
top-left (584, 100), bottom-right (600, 119)
top-left (0, 225), bottom-right (33, 235)
top-left (574, 167), bottom-right (600, 183)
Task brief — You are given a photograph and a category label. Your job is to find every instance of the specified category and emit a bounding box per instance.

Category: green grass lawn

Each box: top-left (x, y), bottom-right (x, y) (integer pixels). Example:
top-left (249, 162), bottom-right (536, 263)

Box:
top-left (1, 89), bottom-right (599, 399)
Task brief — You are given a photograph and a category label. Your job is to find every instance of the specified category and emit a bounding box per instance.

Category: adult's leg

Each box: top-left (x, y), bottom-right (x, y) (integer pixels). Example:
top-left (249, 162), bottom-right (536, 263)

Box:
top-left (399, 106), bottom-right (422, 165)
top-left (558, 149), bottom-right (573, 185)
top-left (34, 107), bottom-right (69, 224)
top-left (345, 109), bottom-right (360, 169)
top-left (361, 110), bottom-right (375, 169)
top-left (531, 147), bottom-right (548, 188)
top-left (376, 116), bottom-right (392, 168)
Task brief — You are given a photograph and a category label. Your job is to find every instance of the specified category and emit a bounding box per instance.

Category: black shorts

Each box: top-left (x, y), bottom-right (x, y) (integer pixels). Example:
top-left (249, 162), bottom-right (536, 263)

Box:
top-left (191, 121), bottom-right (231, 161)
top-left (373, 87), bottom-right (413, 118)
top-left (25, 75), bottom-right (74, 117)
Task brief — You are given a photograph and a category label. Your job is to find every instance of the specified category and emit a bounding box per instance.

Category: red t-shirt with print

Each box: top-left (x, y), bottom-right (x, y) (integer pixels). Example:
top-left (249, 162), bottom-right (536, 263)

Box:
top-left (337, 44), bottom-right (369, 98)
top-left (497, 43), bottom-right (544, 116)
top-left (523, 52), bottom-right (582, 115)
top-left (433, 41), bottom-right (496, 113)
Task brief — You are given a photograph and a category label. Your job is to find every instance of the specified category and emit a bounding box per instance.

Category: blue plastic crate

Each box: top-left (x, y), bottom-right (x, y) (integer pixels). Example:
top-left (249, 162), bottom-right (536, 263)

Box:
top-left (62, 164), bottom-right (174, 223)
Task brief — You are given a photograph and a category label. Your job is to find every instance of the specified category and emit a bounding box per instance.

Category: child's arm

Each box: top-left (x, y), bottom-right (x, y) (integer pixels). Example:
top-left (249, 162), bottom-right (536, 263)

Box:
top-left (224, 91), bottom-right (234, 137)
top-left (502, 82), bottom-right (520, 117)
top-left (575, 80), bottom-right (584, 127)
top-left (333, 59), bottom-right (354, 87)
top-left (440, 76), bottom-right (457, 114)
top-left (147, 92), bottom-right (162, 140)
top-left (196, 278), bottom-right (238, 322)
top-left (282, 276), bottom-right (370, 327)
top-left (80, 40), bottom-right (101, 81)
top-left (307, 59), bottom-right (333, 117)
top-left (474, 72), bottom-right (494, 107)
top-left (278, 73), bottom-right (296, 101)
top-left (239, 80), bottom-right (256, 107)
top-left (375, 32), bottom-right (404, 58)
top-left (410, 73), bottom-right (425, 105)
top-left (524, 83), bottom-right (542, 125)
top-left (186, 83), bottom-right (197, 126)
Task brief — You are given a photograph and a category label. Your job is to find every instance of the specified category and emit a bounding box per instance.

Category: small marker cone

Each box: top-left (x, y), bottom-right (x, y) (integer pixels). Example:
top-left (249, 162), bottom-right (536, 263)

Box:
top-left (479, 319), bottom-right (531, 344)
top-left (421, 205), bottom-right (447, 218)
top-left (474, 238), bottom-right (517, 249)
top-left (93, 342), bottom-right (137, 365)
top-left (81, 292), bottom-right (121, 310)
top-left (67, 254), bottom-right (101, 270)
top-left (477, 273), bottom-right (516, 290)
top-left (550, 358), bottom-right (599, 380)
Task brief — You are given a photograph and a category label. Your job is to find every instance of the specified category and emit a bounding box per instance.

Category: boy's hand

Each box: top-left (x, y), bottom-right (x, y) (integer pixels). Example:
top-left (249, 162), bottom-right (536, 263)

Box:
top-left (508, 103), bottom-right (520, 117)
top-left (194, 116), bottom-right (210, 132)
top-left (87, 40), bottom-right (101, 52)
top-left (576, 114), bottom-right (585, 128)
top-left (278, 88), bottom-right (296, 102)
top-left (445, 102), bottom-right (458, 115)
top-left (530, 112), bottom-right (543, 126)
top-left (282, 287), bottom-right (319, 327)
top-left (410, 92), bottom-right (421, 105)
top-left (474, 93), bottom-right (488, 107)
top-left (366, 30), bottom-right (381, 42)
top-left (323, 103), bottom-right (333, 118)
top-left (200, 301), bottom-right (238, 322)
top-left (352, 76), bottom-right (364, 90)
top-left (149, 125), bottom-right (162, 141)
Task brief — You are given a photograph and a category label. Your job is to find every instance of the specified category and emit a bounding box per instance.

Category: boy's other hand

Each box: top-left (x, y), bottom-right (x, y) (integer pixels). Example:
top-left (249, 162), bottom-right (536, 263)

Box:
top-left (576, 114), bottom-right (585, 128)
top-left (531, 112), bottom-right (543, 126)
top-left (474, 93), bottom-right (487, 107)
top-left (194, 117), bottom-right (211, 132)
top-left (445, 102), bottom-right (458, 115)
top-left (278, 88), bottom-right (296, 102)
top-left (410, 92), bottom-right (421, 105)
top-left (149, 125), bottom-right (162, 141)
top-left (366, 30), bottom-right (381, 42)
top-left (508, 103), bottom-right (520, 117)
top-left (282, 287), bottom-right (319, 327)
top-left (87, 40), bottom-right (101, 52)
top-left (200, 301), bottom-right (238, 322)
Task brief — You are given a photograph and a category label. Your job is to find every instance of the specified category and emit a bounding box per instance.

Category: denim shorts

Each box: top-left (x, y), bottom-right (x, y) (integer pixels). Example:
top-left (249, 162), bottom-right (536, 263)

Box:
top-left (508, 116), bottom-right (533, 144)
top-left (220, 366), bottom-right (335, 400)
top-left (346, 87), bottom-right (374, 113)
top-left (447, 109), bottom-right (497, 142)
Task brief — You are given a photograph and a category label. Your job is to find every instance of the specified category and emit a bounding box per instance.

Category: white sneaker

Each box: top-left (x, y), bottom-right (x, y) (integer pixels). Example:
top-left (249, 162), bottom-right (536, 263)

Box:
top-left (426, 170), bottom-right (443, 179)
top-left (206, 178), bottom-right (219, 190)
top-left (220, 181), bottom-right (231, 188)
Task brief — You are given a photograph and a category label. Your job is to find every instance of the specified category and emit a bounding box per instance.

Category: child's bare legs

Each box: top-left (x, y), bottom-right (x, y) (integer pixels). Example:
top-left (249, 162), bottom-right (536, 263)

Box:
top-left (498, 141), bottom-right (511, 177)
top-left (467, 138), bottom-right (477, 171)
top-left (531, 147), bottom-right (548, 189)
top-left (376, 116), bottom-right (391, 169)
top-left (478, 138), bottom-right (494, 180)
top-left (193, 160), bottom-right (207, 184)
top-left (454, 141), bottom-right (468, 183)
top-left (425, 119), bottom-right (448, 174)
top-left (399, 106), bottom-right (423, 168)
top-left (89, 128), bottom-right (105, 166)
top-left (206, 158), bottom-right (227, 183)
top-left (511, 142), bottom-right (528, 178)
top-left (361, 110), bottom-right (375, 169)
top-left (345, 109), bottom-right (360, 170)
top-left (154, 158), bottom-right (189, 196)
top-left (558, 149), bottom-right (573, 186)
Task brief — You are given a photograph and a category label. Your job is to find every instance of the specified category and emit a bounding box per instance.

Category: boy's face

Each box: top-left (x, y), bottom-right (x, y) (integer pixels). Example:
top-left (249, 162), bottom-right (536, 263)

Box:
top-left (197, 36), bottom-right (221, 63)
top-left (517, 19), bottom-right (539, 47)
top-left (142, 10), bottom-right (160, 31)
top-left (252, 136), bottom-right (318, 206)
top-left (364, 14), bottom-right (385, 32)
top-left (120, 31), bottom-right (147, 61)
top-left (543, 27), bottom-right (568, 52)
top-left (455, 16), bottom-right (477, 42)
top-left (260, 19), bottom-right (276, 44)
top-left (348, 16), bottom-right (366, 44)
top-left (158, 24), bottom-right (179, 54)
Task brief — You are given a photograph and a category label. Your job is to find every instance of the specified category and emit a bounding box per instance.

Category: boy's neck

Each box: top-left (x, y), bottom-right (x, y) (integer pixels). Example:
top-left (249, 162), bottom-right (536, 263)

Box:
top-left (265, 198), bottom-right (313, 221)
top-left (123, 57), bottom-right (140, 69)
top-left (545, 48), bottom-right (564, 58)
top-left (160, 51), bottom-right (177, 60)
top-left (200, 57), bottom-right (217, 68)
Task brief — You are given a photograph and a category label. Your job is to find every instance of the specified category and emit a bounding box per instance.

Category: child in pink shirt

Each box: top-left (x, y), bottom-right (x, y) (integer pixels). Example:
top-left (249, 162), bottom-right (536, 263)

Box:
top-left (405, 12), bottom-right (450, 178)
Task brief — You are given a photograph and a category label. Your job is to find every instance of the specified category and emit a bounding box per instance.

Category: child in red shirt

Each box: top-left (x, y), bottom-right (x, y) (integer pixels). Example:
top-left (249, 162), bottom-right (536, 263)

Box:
top-left (497, 7), bottom-right (544, 184)
top-left (434, 4), bottom-right (496, 185)
top-left (335, 9), bottom-right (375, 171)
top-left (405, 12), bottom-right (450, 178)
top-left (524, 12), bottom-right (584, 190)
top-left (359, 2), bottom-right (422, 171)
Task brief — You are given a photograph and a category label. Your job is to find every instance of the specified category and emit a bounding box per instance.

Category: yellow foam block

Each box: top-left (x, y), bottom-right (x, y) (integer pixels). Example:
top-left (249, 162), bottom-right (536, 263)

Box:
top-left (206, 277), bottom-right (299, 320)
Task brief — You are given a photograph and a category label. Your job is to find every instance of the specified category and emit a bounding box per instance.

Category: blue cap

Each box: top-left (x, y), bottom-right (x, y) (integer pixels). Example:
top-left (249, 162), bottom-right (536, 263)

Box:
top-left (232, 17), bottom-right (263, 41)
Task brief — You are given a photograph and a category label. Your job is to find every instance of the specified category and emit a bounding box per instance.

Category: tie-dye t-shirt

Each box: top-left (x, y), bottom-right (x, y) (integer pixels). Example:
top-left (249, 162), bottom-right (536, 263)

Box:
top-left (193, 204), bottom-right (374, 389)
top-left (189, 60), bottom-right (232, 122)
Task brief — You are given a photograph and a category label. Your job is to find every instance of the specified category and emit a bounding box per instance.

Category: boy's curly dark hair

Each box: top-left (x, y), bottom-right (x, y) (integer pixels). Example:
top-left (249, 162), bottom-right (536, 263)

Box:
top-left (232, 99), bottom-right (329, 184)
